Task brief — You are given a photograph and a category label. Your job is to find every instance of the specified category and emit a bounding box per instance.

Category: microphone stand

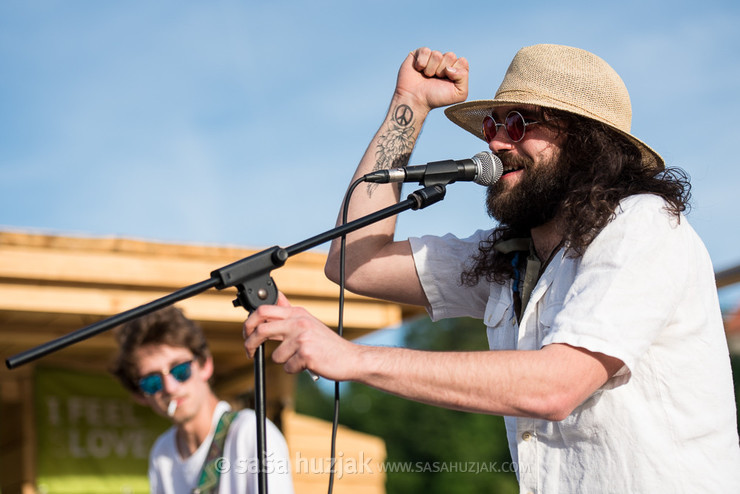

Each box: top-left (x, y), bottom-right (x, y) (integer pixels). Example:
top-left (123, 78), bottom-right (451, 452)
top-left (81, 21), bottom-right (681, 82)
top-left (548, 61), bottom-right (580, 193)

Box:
top-left (5, 184), bottom-right (447, 494)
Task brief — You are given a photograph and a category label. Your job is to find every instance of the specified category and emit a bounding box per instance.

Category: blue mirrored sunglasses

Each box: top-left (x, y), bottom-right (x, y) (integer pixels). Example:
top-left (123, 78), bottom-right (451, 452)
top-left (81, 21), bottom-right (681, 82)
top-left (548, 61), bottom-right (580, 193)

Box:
top-left (138, 360), bottom-right (193, 395)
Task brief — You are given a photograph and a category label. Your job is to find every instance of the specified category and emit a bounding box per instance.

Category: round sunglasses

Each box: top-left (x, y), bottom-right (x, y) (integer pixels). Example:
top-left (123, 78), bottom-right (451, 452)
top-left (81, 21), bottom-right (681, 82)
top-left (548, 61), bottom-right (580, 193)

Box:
top-left (138, 360), bottom-right (193, 395)
top-left (482, 110), bottom-right (540, 142)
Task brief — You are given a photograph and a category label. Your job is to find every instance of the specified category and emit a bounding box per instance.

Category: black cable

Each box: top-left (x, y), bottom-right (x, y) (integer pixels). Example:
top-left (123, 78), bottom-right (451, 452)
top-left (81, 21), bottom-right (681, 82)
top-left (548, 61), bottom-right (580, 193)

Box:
top-left (327, 176), bottom-right (365, 494)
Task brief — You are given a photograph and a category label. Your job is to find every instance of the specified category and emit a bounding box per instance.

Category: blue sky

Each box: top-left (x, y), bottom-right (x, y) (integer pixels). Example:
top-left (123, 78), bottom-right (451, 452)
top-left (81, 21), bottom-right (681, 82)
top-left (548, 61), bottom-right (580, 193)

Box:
top-left (2, 1), bottom-right (740, 309)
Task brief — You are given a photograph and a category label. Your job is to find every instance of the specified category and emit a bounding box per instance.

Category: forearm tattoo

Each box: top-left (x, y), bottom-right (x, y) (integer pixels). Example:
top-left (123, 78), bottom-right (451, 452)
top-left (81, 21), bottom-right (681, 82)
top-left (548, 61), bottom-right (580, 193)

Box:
top-left (368, 104), bottom-right (416, 196)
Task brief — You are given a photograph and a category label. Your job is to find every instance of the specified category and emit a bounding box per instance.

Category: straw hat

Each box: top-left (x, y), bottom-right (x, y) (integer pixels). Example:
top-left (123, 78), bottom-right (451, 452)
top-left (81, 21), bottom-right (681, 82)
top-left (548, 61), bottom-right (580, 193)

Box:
top-left (444, 44), bottom-right (664, 170)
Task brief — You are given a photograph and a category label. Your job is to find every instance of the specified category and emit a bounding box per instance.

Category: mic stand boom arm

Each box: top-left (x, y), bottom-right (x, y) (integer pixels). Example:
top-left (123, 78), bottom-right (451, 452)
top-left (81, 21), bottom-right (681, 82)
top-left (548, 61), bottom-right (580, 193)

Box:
top-left (5, 184), bottom-right (447, 494)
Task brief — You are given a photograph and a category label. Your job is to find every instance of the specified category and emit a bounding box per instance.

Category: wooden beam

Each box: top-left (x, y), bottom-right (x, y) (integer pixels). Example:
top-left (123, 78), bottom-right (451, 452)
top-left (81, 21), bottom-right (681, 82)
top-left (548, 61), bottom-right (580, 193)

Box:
top-left (0, 285), bottom-right (401, 330)
top-left (716, 264), bottom-right (740, 289)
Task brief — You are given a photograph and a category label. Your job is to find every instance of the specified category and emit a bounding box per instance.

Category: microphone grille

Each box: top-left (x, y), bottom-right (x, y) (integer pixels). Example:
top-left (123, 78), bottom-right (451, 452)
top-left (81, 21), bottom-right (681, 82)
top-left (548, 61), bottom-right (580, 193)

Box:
top-left (473, 151), bottom-right (503, 186)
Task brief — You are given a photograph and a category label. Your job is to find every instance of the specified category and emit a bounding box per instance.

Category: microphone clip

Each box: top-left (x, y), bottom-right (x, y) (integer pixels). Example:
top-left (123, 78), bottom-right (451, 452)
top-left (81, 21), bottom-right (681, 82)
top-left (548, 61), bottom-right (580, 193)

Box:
top-left (408, 184), bottom-right (447, 210)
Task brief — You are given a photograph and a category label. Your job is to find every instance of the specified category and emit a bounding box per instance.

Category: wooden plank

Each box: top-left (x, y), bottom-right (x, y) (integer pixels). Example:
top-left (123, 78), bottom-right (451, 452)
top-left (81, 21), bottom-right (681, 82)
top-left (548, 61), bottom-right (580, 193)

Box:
top-left (0, 285), bottom-right (401, 330)
top-left (282, 410), bottom-right (386, 494)
top-left (0, 233), bottom-right (371, 301)
top-left (716, 264), bottom-right (740, 288)
top-left (0, 247), bottom-right (347, 298)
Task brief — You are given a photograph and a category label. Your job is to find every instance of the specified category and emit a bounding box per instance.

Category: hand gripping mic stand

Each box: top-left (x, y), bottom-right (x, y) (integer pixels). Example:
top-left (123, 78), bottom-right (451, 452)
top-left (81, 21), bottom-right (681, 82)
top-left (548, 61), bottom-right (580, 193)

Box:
top-left (5, 183), bottom-right (448, 494)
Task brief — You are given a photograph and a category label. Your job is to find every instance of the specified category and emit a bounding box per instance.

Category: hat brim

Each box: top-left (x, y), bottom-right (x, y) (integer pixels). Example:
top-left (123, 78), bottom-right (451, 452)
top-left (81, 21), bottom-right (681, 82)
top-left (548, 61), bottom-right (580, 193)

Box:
top-left (444, 99), bottom-right (665, 171)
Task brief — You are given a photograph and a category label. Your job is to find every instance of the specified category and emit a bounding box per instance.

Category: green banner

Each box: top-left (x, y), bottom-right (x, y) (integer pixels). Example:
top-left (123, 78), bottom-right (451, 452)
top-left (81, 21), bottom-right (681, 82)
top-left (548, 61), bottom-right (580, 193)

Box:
top-left (34, 367), bottom-right (170, 494)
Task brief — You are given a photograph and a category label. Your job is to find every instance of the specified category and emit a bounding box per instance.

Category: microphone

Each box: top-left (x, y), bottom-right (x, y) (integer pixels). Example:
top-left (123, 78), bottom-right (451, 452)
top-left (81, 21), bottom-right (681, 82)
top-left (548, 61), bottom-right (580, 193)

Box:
top-left (363, 151), bottom-right (503, 187)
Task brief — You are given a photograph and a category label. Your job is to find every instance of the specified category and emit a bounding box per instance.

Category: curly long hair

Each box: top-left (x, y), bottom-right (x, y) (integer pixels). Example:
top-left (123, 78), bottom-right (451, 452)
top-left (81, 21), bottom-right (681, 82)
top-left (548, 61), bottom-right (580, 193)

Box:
top-left (110, 305), bottom-right (210, 395)
top-left (461, 109), bottom-right (691, 286)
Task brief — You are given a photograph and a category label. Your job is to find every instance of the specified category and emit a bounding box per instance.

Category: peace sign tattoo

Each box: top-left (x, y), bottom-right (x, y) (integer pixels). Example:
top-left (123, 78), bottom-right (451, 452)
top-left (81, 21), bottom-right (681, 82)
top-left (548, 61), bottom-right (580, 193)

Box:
top-left (393, 104), bottom-right (413, 127)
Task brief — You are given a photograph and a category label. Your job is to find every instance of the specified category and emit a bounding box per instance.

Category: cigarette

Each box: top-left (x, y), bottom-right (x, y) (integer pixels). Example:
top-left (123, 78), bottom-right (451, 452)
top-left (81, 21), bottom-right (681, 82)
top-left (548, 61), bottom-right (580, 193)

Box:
top-left (167, 400), bottom-right (178, 417)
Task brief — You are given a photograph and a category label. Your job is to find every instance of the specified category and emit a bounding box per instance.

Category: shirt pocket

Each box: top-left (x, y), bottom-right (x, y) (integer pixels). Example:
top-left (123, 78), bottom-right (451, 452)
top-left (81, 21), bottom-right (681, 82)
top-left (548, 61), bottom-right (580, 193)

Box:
top-left (537, 302), bottom-right (560, 342)
top-left (484, 297), bottom-right (517, 350)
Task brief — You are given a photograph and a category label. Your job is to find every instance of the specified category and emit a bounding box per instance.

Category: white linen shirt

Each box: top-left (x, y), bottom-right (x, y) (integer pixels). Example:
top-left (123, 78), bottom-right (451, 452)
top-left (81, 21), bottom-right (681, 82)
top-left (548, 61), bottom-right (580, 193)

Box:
top-left (409, 194), bottom-right (740, 493)
top-left (148, 401), bottom-right (294, 494)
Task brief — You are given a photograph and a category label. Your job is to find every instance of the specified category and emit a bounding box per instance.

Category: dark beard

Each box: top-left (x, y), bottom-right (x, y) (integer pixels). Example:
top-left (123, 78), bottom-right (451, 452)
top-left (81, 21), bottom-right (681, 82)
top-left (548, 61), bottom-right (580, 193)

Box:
top-left (486, 152), bottom-right (570, 231)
